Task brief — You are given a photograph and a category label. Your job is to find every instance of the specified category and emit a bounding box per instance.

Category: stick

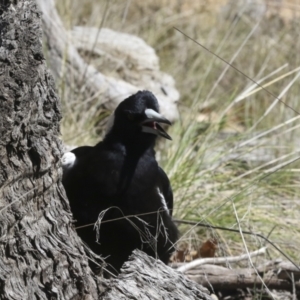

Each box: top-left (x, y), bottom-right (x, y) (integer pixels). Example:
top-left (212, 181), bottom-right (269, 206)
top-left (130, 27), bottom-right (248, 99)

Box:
top-left (177, 247), bottom-right (267, 273)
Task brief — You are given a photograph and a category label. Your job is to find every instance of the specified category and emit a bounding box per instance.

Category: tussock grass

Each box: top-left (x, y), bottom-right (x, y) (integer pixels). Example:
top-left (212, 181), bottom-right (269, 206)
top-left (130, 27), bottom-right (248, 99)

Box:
top-left (56, 0), bottom-right (300, 265)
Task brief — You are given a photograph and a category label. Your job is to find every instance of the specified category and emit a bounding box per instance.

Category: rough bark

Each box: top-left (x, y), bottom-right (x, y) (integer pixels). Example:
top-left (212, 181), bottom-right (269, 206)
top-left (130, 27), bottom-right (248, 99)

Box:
top-left (0, 1), bottom-right (100, 299)
top-left (103, 250), bottom-right (212, 300)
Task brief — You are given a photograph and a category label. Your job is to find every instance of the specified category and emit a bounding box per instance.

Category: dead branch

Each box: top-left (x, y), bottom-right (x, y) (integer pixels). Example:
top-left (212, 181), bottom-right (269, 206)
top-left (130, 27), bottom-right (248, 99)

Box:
top-left (185, 263), bottom-right (300, 292)
top-left (170, 258), bottom-right (300, 294)
top-left (177, 247), bottom-right (267, 273)
top-left (36, 0), bottom-right (179, 121)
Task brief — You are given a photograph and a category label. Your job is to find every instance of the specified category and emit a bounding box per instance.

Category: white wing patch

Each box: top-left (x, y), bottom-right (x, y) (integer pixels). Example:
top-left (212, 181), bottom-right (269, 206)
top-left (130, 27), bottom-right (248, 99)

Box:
top-left (61, 152), bottom-right (76, 170)
top-left (157, 187), bottom-right (169, 215)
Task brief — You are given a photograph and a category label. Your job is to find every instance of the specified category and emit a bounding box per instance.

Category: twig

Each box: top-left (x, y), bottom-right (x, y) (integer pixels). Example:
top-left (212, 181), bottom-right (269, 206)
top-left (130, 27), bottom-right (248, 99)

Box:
top-left (177, 247), bottom-right (267, 273)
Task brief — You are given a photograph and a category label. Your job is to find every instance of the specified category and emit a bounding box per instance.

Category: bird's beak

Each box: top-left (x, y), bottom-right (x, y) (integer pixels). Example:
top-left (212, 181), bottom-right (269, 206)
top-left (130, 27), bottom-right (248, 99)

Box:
top-left (141, 109), bottom-right (172, 140)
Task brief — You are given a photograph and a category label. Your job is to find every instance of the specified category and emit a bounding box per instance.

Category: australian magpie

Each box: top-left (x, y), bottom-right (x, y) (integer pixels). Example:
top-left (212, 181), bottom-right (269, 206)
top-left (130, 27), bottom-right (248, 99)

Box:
top-left (62, 90), bottom-right (178, 275)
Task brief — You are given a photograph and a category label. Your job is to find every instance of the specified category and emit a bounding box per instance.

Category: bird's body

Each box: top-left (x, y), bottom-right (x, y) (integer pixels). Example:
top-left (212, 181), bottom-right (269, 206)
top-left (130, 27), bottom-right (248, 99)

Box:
top-left (62, 91), bottom-right (178, 274)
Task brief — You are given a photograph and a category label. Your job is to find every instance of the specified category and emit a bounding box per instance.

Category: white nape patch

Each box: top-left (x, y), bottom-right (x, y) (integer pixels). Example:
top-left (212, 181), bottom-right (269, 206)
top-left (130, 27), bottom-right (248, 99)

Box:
top-left (105, 113), bottom-right (115, 134)
top-left (145, 108), bottom-right (163, 119)
top-left (157, 187), bottom-right (169, 215)
top-left (61, 152), bottom-right (76, 170)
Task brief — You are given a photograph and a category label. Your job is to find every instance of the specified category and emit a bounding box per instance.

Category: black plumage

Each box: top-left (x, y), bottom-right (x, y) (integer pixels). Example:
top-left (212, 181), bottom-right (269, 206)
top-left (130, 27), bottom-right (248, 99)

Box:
top-left (62, 90), bottom-right (178, 274)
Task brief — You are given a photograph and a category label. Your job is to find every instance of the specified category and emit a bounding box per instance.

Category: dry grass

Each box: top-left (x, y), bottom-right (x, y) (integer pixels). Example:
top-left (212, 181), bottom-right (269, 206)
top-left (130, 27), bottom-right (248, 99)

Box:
top-left (56, 0), bottom-right (300, 269)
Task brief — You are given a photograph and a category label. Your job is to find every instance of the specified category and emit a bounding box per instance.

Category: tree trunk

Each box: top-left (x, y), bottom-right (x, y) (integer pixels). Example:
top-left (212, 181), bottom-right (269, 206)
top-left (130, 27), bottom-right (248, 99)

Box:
top-left (0, 1), bottom-right (100, 298)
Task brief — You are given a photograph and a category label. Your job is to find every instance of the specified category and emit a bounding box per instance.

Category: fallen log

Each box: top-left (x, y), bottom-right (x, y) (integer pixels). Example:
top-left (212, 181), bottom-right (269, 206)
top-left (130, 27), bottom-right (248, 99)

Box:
top-left (36, 0), bottom-right (179, 121)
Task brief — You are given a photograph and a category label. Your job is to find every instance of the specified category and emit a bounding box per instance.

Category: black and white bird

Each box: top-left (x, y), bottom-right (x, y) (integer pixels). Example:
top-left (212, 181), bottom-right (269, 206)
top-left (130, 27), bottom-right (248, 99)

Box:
top-left (62, 90), bottom-right (178, 274)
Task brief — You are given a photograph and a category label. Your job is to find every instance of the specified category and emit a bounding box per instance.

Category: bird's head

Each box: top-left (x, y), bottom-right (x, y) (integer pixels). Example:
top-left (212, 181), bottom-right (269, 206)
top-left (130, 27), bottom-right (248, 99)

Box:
top-left (106, 91), bottom-right (172, 143)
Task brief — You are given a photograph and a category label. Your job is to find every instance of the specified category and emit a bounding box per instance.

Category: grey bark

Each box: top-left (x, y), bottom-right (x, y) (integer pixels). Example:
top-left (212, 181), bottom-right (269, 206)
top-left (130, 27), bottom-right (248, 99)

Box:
top-left (103, 250), bottom-right (212, 300)
top-left (0, 1), bottom-right (100, 299)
